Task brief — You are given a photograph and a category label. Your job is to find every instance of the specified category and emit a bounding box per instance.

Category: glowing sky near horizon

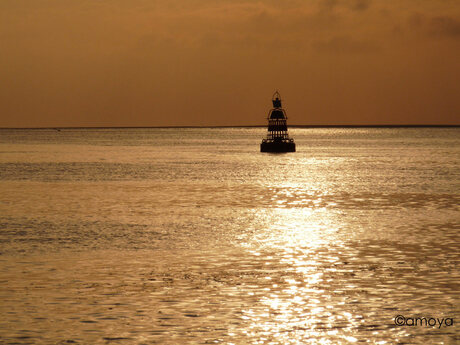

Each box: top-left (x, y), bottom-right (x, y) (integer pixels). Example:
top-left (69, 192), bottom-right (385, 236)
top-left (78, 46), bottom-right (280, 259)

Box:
top-left (1, 0), bottom-right (459, 127)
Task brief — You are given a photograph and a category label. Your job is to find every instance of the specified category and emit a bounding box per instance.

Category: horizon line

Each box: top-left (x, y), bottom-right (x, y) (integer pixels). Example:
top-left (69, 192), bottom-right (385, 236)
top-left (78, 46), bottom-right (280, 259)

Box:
top-left (0, 124), bottom-right (459, 130)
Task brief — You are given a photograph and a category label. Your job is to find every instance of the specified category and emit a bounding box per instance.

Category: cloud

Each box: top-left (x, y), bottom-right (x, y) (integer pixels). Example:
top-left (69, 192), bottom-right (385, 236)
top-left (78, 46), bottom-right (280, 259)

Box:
top-left (321, 0), bottom-right (339, 11)
top-left (429, 16), bottom-right (460, 37)
top-left (319, 0), bottom-right (371, 12)
top-left (312, 35), bottom-right (379, 54)
top-left (408, 12), bottom-right (460, 39)
top-left (351, 0), bottom-right (371, 11)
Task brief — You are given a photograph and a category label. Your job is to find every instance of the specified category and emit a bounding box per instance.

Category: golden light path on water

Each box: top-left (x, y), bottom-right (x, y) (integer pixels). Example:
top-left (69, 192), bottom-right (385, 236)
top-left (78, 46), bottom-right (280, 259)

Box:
top-left (235, 185), bottom-right (365, 345)
top-left (230, 170), bottom-right (408, 344)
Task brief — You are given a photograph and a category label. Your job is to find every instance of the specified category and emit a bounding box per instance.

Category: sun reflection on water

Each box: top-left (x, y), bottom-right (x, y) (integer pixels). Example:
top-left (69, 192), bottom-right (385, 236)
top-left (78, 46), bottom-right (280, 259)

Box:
top-left (235, 201), bottom-right (368, 344)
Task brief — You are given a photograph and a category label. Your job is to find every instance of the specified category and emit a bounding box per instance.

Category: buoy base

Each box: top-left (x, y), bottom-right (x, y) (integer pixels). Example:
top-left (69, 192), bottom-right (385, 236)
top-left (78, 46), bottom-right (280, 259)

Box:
top-left (260, 140), bottom-right (296, 153)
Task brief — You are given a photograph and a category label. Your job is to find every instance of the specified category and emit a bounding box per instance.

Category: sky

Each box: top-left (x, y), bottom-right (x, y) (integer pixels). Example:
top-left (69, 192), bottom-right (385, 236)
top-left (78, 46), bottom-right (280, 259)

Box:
top-left (1, 0), bottom-right (459, 127)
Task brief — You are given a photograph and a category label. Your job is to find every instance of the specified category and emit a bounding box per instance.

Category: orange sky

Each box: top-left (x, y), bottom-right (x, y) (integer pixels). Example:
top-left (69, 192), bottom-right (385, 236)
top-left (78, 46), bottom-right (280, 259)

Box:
top-left (1, 0), bottom-right (459, 127)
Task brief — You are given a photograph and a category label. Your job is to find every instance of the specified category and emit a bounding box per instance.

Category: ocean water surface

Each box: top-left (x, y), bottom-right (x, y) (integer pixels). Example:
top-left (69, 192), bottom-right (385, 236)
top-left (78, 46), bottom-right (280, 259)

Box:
top-left (0, 127), bottom-right (459, 344)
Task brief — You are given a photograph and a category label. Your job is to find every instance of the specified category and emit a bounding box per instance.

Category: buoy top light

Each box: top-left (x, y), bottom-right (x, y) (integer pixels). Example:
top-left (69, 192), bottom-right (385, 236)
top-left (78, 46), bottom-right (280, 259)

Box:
top-left (272, 91), bottom-right (282, 108)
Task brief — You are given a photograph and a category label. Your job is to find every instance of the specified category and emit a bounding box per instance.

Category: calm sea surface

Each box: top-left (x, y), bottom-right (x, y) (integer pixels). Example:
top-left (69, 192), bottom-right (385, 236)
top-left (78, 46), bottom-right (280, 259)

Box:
top-left (0, 127), bottom-right (459, 344)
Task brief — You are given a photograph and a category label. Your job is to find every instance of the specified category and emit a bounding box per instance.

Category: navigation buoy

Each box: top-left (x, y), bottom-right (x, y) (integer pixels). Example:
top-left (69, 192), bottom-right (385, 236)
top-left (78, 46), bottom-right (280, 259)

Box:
top-left (260, 91), bottom-right (296, 152)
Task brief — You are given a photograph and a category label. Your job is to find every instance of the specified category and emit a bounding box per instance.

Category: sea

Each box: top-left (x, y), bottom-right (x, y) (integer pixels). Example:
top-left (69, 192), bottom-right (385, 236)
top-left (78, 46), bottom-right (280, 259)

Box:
top-left (0, 127), bottom-right (458, 344)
